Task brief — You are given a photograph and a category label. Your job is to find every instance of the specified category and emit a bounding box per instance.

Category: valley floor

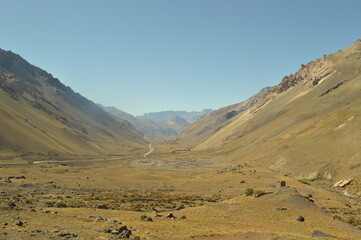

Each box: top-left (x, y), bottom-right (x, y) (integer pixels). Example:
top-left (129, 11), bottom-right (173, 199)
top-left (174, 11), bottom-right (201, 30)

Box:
top-left (1, 151), bottom-right (361, 240)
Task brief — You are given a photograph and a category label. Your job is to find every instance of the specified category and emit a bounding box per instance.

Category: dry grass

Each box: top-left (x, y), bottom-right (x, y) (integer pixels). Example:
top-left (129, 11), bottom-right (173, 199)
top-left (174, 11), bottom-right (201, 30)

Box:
top-left (1, 156), bottom-right (361, 239)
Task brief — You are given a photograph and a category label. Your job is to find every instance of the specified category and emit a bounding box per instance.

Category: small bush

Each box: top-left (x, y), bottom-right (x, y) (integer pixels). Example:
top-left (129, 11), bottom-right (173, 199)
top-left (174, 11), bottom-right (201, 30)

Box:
top-left (56, 202), bottom-right (68, 208)
top-left (245, 188), bottom-right (254, 196)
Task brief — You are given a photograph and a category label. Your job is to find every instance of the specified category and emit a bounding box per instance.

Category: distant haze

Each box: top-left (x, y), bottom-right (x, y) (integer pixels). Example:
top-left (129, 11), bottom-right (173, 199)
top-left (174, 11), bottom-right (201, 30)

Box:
top-left (137, 109), bottom-right (213, 123)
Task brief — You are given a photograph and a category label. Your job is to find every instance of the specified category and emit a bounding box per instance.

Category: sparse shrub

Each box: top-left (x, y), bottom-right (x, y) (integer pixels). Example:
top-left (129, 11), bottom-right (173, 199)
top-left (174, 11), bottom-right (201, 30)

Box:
top-left (56, 201), bottom-right (67, 208)
top-left (45, 201), bottom-right (55, 207)
top-left (245, 188), bottom-right (254, 196)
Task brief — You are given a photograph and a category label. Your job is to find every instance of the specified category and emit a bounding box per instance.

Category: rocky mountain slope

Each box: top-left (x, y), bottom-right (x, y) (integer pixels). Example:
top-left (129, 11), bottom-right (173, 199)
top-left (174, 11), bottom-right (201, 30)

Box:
top-left (178, 87), bottom-right (273, 143)
top-left (185, 40), bottom-right (361, 180)
top-left (0, 49), bottom-right (146, 157)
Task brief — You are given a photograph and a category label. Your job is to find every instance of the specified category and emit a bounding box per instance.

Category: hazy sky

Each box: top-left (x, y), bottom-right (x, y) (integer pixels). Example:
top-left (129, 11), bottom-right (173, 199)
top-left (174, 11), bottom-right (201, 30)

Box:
top-left (1, 1), bottom-right (361, 115)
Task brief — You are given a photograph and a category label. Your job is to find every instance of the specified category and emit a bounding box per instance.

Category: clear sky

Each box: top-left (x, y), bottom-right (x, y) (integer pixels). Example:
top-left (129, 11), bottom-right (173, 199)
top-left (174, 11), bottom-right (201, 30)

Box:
top-left (1, 0), bottom-right (361, 115)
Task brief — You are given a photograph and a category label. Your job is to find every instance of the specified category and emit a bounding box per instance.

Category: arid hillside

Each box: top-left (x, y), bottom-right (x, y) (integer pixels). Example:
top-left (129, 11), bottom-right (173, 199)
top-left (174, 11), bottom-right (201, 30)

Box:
top-left (184, 40), bottom-right (361, 180)
top-left (178, 87), bottom-right (272, 143)
top-left (0, 49), bottom-right (146, 157)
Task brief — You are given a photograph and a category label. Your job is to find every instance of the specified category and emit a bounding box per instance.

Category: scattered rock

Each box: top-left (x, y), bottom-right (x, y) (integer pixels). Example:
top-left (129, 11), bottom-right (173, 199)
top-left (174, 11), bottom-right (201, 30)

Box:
top-left (140, 215), bottom-right (153, 222)
top-left (8, 201), bottom-right (16, 208)
top-left (16, 221), bottom-right (24, 227)
top-left (166, 213), bottom-right (175, 219)
top-left (305, 194), bottom-right (313, 199)
top-left (108, 219), bottom-right (119, 224)
top-left (304, 194), bottom-right (315, 202)
top-left (297, 216), bottom-right (305, 222)
top-left (312, 230), bottom-right (334, 238)
top-left (5, 178), bottom-right (12, 183)
top-left (280, 181), bottom-right (286, 187)
top-left (332, 179), bottom-right (354, 190)
top-left (56, 201), bottom-right (67, 208)
top-left (112, 226), bottom-right (132, 238)
top-left (101, 228), bottom-right (112, 233)
top-left (240, 180), bottom-right (245, 183)
top-left (95, 216), bottom-right (106, 221)
top-left (179, 215), bottom-right (187, 219)
top-left (119, 230), bottom-right (132, 238)
top-left (97, 204), bottom-right (108, 209)
top-left (174, 204), bottom-right (184, 210)
top-left (15, 176), bottom-right (26, 179)
top-left (57, 231), bottom-right (78, 238)
top-left (276, 207), bottom-right (287, 211)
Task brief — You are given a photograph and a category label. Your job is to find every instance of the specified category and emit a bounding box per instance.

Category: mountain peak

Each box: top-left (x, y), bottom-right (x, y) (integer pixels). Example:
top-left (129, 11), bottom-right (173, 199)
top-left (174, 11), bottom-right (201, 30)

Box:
top-left (350, 39), bottom-right (361, 52)
top-left (354, 39), bottom-right (361, 45)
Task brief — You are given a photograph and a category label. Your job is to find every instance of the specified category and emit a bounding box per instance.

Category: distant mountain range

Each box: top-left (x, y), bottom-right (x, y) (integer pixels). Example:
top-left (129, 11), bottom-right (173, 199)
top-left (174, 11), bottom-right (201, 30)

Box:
top-left (0, 49), bottom-right (146, 157)
top-left (101, 106), bottom-right (211, 138)
top-left (137, 109), bottom-right (212, 123)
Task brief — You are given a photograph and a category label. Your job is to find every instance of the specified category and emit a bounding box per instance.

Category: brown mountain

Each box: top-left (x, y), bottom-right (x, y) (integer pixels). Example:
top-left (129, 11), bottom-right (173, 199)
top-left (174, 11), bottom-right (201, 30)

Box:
top-left (178, 87), bottom-right (272, 143)
top-left (0, 49), bottom-right (146, 157)
top-left (185, 40), bottom-right (361, 180)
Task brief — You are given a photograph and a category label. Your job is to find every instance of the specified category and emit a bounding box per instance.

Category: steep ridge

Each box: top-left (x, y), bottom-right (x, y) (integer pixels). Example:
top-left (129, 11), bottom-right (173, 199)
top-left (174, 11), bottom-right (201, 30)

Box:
top-left (192, 40), bottom-right (361, 179)
top-left (0, 49), bottom-right (146, 156)
top-left (178, 87), bottom-right (272, 143)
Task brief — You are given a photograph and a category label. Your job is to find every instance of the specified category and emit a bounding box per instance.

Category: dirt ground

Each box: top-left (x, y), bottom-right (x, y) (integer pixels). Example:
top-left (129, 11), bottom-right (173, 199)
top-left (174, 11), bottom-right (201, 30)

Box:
top-left (1, 154), bottom-right (361, 240)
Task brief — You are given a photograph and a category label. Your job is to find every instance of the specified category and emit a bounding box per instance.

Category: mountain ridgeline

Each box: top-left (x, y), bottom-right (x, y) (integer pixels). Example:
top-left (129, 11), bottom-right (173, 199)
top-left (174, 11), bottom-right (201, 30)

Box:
top-left (102, 106), bottom-right (210, 139)
top-left (137, 109), bottom-right (213, 123)
top-left (0, 49), bottom-right (146, 156)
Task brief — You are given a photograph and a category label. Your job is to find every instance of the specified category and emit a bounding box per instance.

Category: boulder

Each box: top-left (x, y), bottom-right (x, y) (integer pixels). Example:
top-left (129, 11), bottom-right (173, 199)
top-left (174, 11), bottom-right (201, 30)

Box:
top-left (312, 230), bottom-right (333, 238)
top-left (332, 179), bottom-right (354, 190)
top-left (166, 213), bottom-right (175, 219)
top-left (16, 220), bottom-right (24, 226)
top-left (140, 215), bottom-right (153, 222)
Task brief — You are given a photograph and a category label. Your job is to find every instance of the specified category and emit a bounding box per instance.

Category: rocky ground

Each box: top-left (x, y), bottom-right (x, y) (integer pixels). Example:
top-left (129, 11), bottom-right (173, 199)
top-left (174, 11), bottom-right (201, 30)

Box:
top-left (1, 157), bottom-right (361, 239)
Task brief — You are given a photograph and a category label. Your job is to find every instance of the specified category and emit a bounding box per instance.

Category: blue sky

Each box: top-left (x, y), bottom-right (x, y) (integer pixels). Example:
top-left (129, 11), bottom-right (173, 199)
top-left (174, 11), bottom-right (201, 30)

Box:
top-left (1, 0), bottom-right (361, 115)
